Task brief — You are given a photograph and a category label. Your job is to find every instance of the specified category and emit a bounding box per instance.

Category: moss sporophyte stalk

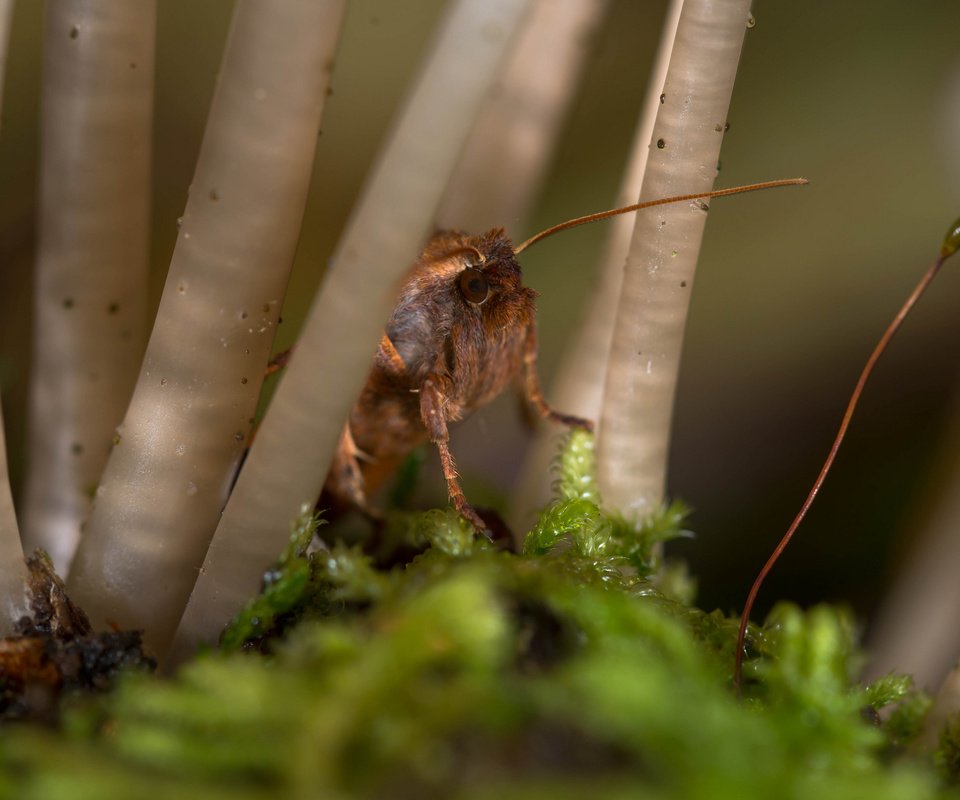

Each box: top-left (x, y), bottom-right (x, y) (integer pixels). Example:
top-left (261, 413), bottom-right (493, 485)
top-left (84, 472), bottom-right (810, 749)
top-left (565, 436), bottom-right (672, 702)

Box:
top-left (2, 430), bottom-right (957, 799)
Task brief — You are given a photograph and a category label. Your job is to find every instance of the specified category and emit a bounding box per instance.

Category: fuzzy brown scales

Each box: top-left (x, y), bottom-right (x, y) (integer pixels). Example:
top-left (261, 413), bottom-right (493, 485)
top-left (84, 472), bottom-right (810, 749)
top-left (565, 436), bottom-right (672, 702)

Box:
top-left (321, 228), bottom-right (592, 534)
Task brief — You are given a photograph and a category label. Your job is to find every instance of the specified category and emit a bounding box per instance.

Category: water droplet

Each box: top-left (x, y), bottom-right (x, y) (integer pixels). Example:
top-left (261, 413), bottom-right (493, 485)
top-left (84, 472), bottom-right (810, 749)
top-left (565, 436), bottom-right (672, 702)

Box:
top-left (724, 122), bottom-right (731, 132)
top-left (186, 481), bottom-right (198, 496)
top-left (240, 377), bottom-right (248, 385)
top-left (209, 188), bottom-right (220, 202)
top-left (680, 280), bottom-right (687, 287)
top-left (176, 216), bottom-right (183, 229)
top-left (656, 138), bottom-right (666, 149)
top-left (234, 431), bottom-right (244, 442)
top-left (69, 25), bottom-right (79, 39)
top-left (160, 378), bottom-right (167, 386)
top-left (746, 13), bottom-right (756, 28)
top-left (176, 443), bottom-right (186, 456)
top-left (177, 283), bottom-right (187, 294)
top-left (659, 93), bottom-right (665, 104)
top-left (71, 442), bottom-right (83, 456)
top-left (240, 310), bottom-right (248, 320)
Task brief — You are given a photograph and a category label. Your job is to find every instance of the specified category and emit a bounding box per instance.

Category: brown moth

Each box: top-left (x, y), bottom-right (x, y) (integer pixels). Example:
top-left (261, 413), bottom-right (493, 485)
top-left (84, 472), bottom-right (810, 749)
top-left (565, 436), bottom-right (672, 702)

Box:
top-left (320, 228), bottom-right (589, 534)
top-left (304, 179), bottom-right (806, 535)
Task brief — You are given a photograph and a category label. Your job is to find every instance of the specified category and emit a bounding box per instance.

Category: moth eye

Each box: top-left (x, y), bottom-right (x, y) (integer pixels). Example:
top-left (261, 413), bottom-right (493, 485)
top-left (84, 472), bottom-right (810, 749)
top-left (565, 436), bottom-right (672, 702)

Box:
top-left (458, 267), bottom-right (490, 305)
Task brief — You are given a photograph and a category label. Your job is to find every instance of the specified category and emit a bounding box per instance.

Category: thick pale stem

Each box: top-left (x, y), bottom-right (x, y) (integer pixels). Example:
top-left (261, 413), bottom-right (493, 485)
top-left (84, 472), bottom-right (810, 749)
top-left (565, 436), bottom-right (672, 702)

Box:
top-left (597, 0), bottom-right (750, 524)
top-left (436, 0), bottom-right (607, 234)
top-left (21, 1), bottom-right (155, 574)
top-left (510, 0), bottom-right (683, 530)
top-left (0, 0), bottom-right (11, 101)
top-left (866, 403), bottom-right (960, 690)
top-left (67, 0), bottom-right (345, 657)
top-left (921, 659), bottom-right (960, 747)
top-left (0, 396), bottom-right (28, 634)
top-left (168, 0), bottom-right (533, 665)
top-left (0, 0), bottom-right (27, 634)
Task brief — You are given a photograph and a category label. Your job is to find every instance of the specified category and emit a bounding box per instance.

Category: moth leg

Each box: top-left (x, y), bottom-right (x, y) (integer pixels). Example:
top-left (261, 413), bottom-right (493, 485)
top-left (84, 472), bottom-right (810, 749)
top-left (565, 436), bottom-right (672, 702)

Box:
top-left (331, 423), bottom-right (381, 519)
top-left (522, 324), bottom-right (594, 432)
top-left (377, 333), bottom-right (407, 377)
top-left (420, 376), bottom-right (490, 536)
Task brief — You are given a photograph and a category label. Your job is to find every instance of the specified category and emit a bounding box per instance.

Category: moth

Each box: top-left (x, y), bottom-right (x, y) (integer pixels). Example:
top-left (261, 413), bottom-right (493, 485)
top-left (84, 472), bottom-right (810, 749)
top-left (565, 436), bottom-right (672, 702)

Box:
top-left (320, 227), bottom-right (590, 534)
top-left (301, 180), bottom-right (805, 535)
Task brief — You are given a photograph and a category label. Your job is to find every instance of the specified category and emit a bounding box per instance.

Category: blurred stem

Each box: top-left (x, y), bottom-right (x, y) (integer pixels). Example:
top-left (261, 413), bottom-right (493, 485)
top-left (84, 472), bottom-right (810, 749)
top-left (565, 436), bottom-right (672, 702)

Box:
top-left (0, 0), bottom-right (27, 634)
top-left (509, 0), bottom-right (683, 531)
top-left (167, 0), bottom-right (533, 666)
top-left (21, 1), bottom-right (155, 574)
top-left (435, 0), bottom-right (607, 234)
top-left (67, 0), bottom-right (345, 658)
top-left (0, 0), bottom-right (11, 99)
top-left (0, 395), bottom-right (28, 634)
top-left (597, 0), bottom-right (750, 524)
top-left (866, 390), bottom-right (960, 691)
top-left (921, 659), bottom-right (960, 748)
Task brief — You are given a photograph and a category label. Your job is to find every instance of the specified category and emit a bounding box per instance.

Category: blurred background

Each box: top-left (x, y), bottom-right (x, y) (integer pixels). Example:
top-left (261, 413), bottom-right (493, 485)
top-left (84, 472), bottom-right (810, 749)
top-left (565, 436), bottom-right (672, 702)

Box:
top-left (1, 1), bottom-right (959, 677)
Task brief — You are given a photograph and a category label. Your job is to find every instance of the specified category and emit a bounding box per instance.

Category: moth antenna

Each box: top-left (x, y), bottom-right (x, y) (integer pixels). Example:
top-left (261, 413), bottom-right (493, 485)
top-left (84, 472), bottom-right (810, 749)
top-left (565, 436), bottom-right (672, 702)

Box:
top-left (424, 244), bottom-right (486, 266)
top-left (733, 216), bottom-right (960, 694)
top-left (513, 178), bottom-right (808, 255)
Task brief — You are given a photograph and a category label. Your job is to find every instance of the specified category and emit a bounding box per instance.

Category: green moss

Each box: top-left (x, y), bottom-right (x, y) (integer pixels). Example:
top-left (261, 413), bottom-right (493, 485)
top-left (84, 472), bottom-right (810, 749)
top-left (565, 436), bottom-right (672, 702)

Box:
top-left (0, 432), bottom-right (954, 799)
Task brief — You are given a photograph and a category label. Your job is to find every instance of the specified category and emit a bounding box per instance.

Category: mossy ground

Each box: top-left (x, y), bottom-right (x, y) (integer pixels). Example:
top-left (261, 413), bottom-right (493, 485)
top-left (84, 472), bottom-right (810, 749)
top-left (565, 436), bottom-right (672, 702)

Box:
top-left (1, 430), bottom-right (958, 799)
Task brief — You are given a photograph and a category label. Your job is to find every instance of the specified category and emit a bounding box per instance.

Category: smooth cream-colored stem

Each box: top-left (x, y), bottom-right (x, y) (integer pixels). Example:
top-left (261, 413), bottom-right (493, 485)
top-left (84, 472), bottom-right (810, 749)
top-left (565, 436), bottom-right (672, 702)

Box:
top-left (436, 0), bottom-right (607, 234)
top-left (866, 401), bottom-right (960, 690)
top-left (597, 0), bottom-right (751, 524)
top-left (22, 1), bottom-right (155, 574)
top-left (0, 397), bottom-right (28, 634)
top-left (168, 0), bottom-right (532, 664)
top-left (921, 659), bottom-right (960, 747)
top-left (510, 0), bottom-right (683, 531)
top-left (0, 0), bottom-right (28, 634)
top-left (67, 0), bottom-right (345, 658)
top-left (0, 0), bottom-right (12, 98)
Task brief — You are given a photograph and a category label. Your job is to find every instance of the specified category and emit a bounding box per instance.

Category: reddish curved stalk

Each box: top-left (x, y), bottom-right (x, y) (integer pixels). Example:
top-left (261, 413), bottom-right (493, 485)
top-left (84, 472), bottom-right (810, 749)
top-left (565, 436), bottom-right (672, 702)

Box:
top-left (734, 249), bottom-right (953, 692)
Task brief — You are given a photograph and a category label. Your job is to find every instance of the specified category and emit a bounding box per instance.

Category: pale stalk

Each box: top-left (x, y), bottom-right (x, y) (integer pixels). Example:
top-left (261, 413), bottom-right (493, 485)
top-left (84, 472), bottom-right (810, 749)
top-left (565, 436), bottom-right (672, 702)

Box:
top-left (0, 0), bottom-right (11, 95)
top-left (0, 0), bottom-right (29, 634)
top-left (866, 402), bottom-right (960, 691)
top-left (0, 399), bottom-right (28, 635)
top-left (510, 0), bottom-right (683, 531)
top-left (168, 0), bottom-right (532, 665)
top-left (21, 1), bottom-right (155, 574)
top-left (67, 0), bottom-right (346, 658)
top-left (921, 660), bottom-right (960, 747)
top-left (597, 0), bottom-right (751, 524)
top-left (435, 0), bottom-right (607, 234)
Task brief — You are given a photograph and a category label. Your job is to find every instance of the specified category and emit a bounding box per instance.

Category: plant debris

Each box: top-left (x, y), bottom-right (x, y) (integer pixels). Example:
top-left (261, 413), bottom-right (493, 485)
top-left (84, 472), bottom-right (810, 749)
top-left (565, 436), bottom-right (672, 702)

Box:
top-left (0, 551), bottom-right (155, 722)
